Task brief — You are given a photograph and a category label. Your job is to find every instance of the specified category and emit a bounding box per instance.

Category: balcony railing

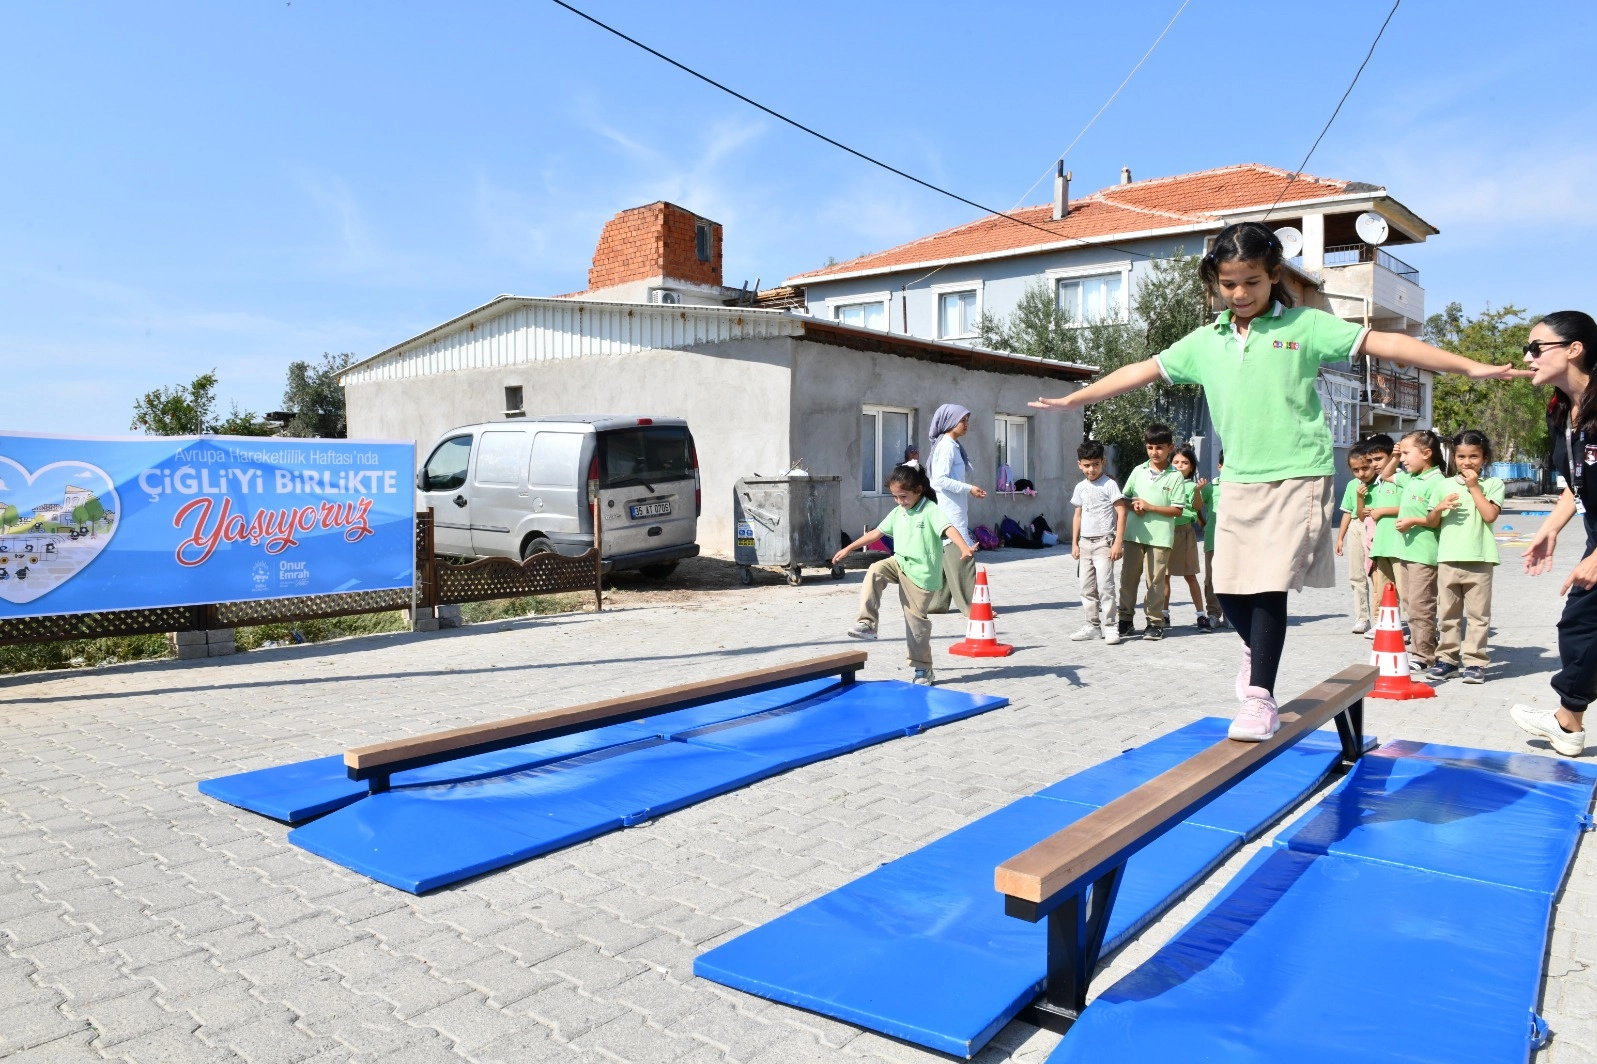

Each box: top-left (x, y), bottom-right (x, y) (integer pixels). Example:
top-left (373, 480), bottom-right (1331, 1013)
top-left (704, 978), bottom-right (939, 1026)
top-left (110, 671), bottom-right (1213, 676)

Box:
top-left (1324, 243), bottom-right (1419, 279)
top-left (1364, 363), bottom-right (1422, 414)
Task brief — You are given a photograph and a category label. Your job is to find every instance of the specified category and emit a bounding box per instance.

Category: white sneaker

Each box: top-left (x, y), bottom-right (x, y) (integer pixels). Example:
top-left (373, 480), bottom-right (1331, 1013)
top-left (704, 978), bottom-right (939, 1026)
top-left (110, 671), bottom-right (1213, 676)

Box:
top-left (1228, 687), bottom-right (1280, 742)
top-left (1510, 704), bottom-right (1586, 757)
top-left (1363, 627), bottom-right (1376, 640)
top-left (846, 621), bottom-right (878, 640)
top-left (1351, 619), bottom-right (1371, 635)
top-left (1070, 624), bottom-right (1102, 641)
top-left (1103, 624), bottom-right (1122, 646)
top-left (912, 668), bottom-right (936, 686)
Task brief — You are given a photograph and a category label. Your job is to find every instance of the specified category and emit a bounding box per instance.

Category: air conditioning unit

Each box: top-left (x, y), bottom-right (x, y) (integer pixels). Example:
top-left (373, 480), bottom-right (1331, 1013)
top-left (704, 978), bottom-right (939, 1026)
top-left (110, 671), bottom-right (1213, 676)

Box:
top-left (649, 288), bottom-right (681, 305)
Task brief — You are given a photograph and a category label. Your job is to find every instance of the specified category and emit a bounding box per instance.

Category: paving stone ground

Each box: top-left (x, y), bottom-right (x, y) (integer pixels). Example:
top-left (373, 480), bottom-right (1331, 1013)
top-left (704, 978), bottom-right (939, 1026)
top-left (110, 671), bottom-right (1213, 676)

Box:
top-left (2, 504), bottom-right (1593, 1063)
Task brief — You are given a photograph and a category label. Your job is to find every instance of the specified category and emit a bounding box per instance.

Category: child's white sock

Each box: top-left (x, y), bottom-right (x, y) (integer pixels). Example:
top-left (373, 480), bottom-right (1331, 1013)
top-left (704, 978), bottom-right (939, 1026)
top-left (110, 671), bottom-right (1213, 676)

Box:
top-left (1196, 611), bottom-right (1207, 620)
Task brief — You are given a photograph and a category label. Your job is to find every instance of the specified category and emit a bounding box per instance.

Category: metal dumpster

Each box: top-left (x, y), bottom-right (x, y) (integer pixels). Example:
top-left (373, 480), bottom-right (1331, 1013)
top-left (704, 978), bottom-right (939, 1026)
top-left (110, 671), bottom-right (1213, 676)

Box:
top-left (733, 475), bottom-right (844, 586)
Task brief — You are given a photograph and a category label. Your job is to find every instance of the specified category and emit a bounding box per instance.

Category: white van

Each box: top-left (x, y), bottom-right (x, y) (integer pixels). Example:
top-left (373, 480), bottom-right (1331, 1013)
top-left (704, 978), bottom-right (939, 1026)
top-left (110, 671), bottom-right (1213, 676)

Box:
top-left (416, 415), bottom-right (700, 578)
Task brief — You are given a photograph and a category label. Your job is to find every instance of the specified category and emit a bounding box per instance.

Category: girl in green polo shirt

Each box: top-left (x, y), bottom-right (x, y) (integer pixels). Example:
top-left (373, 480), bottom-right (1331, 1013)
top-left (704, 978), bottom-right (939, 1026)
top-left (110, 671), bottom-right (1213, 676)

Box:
top-left (1386, 429), bottom-right (1450, 673)
top-left (834, 464), bottom-right (975, 686)
top-left (1431, 429), bottom-right (1503, 684)
top-left (1029, 221), bottom-right (1527, 743)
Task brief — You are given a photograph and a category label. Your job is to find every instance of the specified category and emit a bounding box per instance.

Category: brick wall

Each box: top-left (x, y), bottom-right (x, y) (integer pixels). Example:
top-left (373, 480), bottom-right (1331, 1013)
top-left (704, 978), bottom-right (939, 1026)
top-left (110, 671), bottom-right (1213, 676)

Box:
top-left (587, 202), bottom-right (722, 291)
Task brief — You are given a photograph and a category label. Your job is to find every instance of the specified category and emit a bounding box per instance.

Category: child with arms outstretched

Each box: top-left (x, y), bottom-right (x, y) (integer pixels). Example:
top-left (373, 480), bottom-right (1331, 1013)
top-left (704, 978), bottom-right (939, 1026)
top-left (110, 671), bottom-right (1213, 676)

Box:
top-left (1031, 221), bottom-right (1525, 740)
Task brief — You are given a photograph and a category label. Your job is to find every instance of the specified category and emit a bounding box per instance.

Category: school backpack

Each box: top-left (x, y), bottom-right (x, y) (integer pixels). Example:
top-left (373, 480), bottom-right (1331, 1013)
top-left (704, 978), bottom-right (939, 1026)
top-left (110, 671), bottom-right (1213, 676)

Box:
top-left (999, 516), bottom-right (1043, 550)
top-left (972, 525), bottom-right (1002, 551)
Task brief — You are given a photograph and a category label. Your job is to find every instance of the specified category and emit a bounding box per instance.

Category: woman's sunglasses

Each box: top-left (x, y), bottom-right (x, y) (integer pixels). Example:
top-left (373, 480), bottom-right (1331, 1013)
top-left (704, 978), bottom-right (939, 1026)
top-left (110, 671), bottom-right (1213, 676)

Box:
top-left (1523, 340), bottom-right (1571, 357)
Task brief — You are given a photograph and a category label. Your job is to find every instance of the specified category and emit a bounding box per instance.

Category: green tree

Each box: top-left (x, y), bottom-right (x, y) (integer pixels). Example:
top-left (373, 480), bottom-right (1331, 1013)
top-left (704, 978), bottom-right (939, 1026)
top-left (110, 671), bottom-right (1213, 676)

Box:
top-left (1, 503), bottom-right (16, 531)
top-left (979, 252), bottom-right (1207, 480)
top-left (131, 370), bottom-right (274, 436)
top-left (279, 353), bottom-right (354, 438)
top-left (72, 504), bottom-right (87, 525)
top-left (84, 497), bottom-right (104, 524)
top-left (1423, 303), bottom-right (1548, 461)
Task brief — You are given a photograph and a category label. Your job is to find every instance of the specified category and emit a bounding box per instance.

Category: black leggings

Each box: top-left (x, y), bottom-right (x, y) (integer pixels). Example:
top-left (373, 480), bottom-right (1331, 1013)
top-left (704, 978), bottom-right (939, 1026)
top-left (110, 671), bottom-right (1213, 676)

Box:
top-left (1554, 566), bottom-right (1597, 715)
top-left (1217, 591), bottom-right (1289, 696)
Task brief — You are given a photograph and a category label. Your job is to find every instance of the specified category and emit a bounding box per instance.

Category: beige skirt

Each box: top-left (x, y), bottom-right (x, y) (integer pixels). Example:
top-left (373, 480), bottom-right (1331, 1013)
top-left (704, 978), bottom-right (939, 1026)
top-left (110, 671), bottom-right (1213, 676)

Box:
top-left (1168, 523), bottom-right (1201, 577)
top-left (1211, 476), bottom-right (1335, 594)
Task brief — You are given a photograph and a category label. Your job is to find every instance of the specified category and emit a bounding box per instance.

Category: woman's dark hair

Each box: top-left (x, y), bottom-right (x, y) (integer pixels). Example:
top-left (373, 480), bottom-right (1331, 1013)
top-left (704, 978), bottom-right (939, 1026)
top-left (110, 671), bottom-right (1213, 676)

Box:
top-left (1200, 222), bottom-right (1296, 311)
top-left (1173, 444), bottom-right (1199, 478)
top-left (1401, 428), bottom-right (1445, 469)
top-left (886, 463), bottom-right (936, 504)
top-left (1542, 310), bottom-right (1597, 432)
top-left (1450, 429), bottom-right (1494, 473)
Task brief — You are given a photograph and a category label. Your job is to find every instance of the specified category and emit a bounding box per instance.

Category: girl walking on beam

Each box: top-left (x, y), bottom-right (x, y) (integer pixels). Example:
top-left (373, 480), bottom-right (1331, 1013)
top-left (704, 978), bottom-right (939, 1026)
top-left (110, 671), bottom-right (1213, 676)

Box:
top-left (1031, 221), bottom-right (1526, 742)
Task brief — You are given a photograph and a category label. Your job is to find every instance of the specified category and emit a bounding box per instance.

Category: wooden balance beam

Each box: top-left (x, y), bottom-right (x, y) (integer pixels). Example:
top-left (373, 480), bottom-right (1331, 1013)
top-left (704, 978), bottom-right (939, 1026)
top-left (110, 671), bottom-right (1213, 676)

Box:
top-left (995, 663), bottom-right (1378, 1034)
top-left (343, 650), bottom-right (869, 794)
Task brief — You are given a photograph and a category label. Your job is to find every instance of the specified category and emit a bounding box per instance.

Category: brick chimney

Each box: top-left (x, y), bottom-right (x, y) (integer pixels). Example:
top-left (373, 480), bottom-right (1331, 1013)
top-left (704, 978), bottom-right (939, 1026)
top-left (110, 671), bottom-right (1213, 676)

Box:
top-left (586, 203), bottom-right (723, 292)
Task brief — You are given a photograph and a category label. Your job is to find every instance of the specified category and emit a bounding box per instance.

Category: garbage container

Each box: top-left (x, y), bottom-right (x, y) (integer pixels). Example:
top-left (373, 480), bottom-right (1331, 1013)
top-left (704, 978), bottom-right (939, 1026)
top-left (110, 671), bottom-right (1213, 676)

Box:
top-left (733, 475), bottom-right (843, 586)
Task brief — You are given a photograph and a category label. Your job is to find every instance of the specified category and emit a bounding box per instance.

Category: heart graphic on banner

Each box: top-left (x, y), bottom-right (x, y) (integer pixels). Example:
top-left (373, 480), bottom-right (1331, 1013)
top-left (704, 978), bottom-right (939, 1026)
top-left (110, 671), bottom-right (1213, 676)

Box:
top-left (0, 456), bottom-right (121, 606)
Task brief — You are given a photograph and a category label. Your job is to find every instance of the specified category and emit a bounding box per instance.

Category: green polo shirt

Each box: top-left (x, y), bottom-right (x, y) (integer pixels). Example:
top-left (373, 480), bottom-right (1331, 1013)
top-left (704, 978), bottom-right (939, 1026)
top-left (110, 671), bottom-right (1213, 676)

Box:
top-left (1395, 468), bottom-right (1447, 565)
top-left (1368, 478), bottom-right (1403, 558)
top-left (1122, 461), bottom-right (1185, 548)
top-left (878, 497), bottom-right (952, 592)
top-left (1156, 305), bottom-right (1367, 484)
top-left (1339, 479), bottom-right (1363, 515)
top-left (1438, 475), bottom-right (1504, 565)
top-left (1174, 480), bottom-right (1197, 526)
top-left (1199, 481), bottom-right (1219, 552)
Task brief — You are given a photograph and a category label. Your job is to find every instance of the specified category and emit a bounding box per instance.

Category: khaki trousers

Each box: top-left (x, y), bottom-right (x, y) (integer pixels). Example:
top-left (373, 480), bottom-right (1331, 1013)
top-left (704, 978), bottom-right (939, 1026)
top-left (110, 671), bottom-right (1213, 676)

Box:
top-left (1077, 534), bottom-right (1118, 628)
top-left (1345, 521), bottom-right (1373, 624)
top-left (928, 541), bottom-right (976, 615)
top-left (1437, 561), bottom-right (1494, 667)
top-left (1400, 561), bottom-right (1440, 664)
top-left (1372, 556), bottom-right (1403, 618)
top-left (1202, 549), bottom-right (1221, 618)
top-left (1118, 541), bottom-right (1171, 627)
top-left (858, 556), bottom-right (935, 668)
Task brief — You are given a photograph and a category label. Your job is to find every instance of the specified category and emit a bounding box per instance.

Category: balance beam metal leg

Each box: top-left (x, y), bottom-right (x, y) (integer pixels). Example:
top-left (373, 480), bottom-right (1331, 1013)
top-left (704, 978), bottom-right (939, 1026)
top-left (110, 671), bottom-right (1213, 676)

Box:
top-left (1022, 862), bottom-right (1124, 1034)
top-left (367, 774), bottom-right (390, 795)
top-left (1332, 698), bottom-right (1365, 774)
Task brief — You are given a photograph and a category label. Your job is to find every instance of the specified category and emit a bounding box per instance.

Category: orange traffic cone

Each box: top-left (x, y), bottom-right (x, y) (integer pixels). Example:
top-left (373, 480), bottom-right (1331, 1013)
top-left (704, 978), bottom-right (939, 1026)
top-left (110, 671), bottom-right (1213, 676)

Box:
top-left (1368, 583), bottom-right (1434, 700)
top-left (949, 567), bottom-right (1013, 657)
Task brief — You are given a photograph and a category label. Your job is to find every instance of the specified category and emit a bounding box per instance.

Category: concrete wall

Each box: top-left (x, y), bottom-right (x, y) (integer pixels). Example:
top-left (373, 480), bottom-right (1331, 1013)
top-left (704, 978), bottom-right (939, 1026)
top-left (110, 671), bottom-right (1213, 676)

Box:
top-left (345, 339), bottom-right (795, 556)
top-left (787, 339), bottom-right (1083, 544)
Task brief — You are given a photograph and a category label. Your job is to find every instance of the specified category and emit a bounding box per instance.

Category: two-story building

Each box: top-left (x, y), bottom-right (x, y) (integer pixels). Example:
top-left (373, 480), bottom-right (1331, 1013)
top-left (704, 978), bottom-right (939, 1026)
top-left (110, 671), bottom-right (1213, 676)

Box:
top-left (786, 163), bottom-right (1438, 485)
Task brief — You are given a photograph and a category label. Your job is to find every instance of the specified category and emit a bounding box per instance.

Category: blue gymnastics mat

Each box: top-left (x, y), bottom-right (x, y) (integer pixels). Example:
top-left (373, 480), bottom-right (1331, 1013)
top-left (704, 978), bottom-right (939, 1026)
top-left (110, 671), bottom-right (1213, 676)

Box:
top-left (693, 718), bottom-right (1361, 1058)
top-left (283, 680), bottom-right (1006, 893)
top-left (1051, 741), bottom-right (1597, 1064)
top-left (199, 676), bottom-right (846, 823)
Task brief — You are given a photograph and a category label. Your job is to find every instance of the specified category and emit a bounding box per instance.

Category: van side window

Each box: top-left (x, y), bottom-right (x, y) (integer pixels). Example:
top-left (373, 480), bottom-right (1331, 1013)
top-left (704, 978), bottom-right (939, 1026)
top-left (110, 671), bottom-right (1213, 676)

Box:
top-left (528, 432), bottom-right (584, 487)
top-left (422, 435), bottom-right (473, 491)
top-left (475, 430), bottom-right (530, 486)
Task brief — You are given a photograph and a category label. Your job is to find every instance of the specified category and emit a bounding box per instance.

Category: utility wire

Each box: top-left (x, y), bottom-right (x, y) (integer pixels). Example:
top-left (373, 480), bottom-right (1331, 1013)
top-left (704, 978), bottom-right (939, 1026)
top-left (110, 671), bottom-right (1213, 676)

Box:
top-left (1264, 0), bottom-right (1401, 219)
top-left (549, 0), bottom-right (1154, 259)
top-left (1009, 0), bottom-right (1193, 212)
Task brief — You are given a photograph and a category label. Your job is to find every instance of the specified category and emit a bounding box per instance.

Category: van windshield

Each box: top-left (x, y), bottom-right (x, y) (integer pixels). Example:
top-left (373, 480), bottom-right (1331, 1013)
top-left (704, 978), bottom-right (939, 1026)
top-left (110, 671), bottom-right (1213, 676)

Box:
top-left (600, 426), bottom-right (692, 489)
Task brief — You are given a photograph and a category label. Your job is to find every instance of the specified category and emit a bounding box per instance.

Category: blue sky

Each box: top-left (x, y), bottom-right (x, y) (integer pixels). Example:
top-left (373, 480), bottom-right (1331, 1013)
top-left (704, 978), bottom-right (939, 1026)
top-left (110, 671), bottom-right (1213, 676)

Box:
top-left (3, 1), bottom-right (1593, 435)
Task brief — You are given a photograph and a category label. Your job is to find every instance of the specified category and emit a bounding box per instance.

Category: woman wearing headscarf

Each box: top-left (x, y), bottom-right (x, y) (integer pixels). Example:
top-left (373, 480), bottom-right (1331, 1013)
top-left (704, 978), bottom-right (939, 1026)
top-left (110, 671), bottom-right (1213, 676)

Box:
top-left (927, 403), bottom-right (988, 614)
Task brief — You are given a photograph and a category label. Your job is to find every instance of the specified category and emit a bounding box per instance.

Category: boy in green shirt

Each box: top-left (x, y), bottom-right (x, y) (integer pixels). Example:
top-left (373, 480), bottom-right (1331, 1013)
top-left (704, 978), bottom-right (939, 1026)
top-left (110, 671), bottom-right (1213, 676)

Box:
top-left (1335, 442), bottom-right (1381, 634)
top-left (1117, 423), bottom-right (1187, 640)
top-left (1384, 430), bottom-right (1450, 670)
top-left (835, 464), bottom-right (975, 685)
top-left (1431, 429), bottom-right (1504, 683)
top-left (1357, 434), bottom-right (1403, 636)
top-left (1197, 453), bottom-right (1224, 628)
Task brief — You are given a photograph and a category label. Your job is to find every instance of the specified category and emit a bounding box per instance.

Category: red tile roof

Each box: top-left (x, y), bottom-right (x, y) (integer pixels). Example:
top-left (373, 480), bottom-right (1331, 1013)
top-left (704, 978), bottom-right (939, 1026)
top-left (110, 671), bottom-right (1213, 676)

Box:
top-left (788, 164), bottom-right (1371, 283)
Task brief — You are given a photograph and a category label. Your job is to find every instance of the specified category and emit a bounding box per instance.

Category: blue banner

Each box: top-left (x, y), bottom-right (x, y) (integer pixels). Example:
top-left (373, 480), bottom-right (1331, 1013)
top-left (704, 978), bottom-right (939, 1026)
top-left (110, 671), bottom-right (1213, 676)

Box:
top-left (0, 433), bottom-right (415, 618)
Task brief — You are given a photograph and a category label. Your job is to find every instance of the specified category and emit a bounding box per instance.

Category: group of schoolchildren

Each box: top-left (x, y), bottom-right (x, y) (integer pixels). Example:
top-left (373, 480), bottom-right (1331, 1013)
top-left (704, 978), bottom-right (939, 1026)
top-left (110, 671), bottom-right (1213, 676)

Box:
top-left (833, 218), bottom-right (1538, 750)
top-left (1336, 428), bottom-right (1503, 681)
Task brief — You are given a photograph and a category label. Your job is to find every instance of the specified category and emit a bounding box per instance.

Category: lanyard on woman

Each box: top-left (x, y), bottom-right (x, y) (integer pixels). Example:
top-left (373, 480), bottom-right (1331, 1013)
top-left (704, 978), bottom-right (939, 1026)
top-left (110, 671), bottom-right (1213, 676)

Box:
top-left (1570, 422), bottom-right (1587, 492)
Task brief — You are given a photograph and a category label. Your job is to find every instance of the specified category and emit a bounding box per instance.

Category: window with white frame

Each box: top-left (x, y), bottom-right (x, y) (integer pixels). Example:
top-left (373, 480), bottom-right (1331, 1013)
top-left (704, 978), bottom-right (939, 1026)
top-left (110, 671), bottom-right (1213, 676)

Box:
top-left (860, 405), bottom-right (914, 495)
top-left (1056, 273), bottom-right (1126, 324)
top-left (995, 414), bottom-right (1029, 489)
top-left (938, 290), bottom-right (979, 339)
top-left (835, 301), bottom-right (887, 331)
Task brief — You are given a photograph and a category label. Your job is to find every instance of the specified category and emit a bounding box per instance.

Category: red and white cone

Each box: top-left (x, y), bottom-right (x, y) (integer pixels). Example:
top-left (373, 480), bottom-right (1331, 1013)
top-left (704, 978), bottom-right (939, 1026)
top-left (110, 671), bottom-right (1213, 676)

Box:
top-left (949, 567), bottom-right (1013, 657)
top-left (1368, 583), bottom-right (1434, 700)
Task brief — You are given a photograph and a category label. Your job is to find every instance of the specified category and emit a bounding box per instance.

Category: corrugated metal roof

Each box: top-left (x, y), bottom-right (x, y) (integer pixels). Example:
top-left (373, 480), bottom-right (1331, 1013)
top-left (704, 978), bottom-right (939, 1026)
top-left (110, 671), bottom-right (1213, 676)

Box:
top-left (340, 297), bottom-right (1095, 385)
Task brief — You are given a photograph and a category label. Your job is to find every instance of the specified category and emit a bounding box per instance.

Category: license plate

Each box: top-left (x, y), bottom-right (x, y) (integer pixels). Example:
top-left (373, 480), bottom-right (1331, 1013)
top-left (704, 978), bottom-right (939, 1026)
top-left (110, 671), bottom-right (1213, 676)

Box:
top-left (629, 501), bottom-right (672, 519)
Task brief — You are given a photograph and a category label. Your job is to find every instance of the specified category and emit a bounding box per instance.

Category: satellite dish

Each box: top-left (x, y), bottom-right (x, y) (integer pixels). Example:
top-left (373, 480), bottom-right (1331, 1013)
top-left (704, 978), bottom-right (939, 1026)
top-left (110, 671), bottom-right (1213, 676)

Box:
top-left (1355, 212), bottom-right (1390, 245)
top-left (1274, 226), bottom-right (1304, 259)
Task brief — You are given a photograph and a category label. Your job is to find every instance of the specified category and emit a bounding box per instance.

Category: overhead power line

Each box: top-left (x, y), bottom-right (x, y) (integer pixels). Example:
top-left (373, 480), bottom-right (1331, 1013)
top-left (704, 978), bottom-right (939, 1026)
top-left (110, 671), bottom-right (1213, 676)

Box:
top-left (1264, 0), bottom-right (1402, 219)
top-left (1009, 0), bottom-right (1193, 212)
top-left (548, 0), bottom-right (1158, 260)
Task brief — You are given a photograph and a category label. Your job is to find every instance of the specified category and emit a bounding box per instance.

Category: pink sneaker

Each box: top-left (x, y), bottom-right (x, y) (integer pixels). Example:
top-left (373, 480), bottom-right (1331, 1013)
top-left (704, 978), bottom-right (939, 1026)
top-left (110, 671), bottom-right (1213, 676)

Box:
top-left (1235, 645), bottom-right (1252, 701)
top-left (1228, 687), bottom-right (1279, 742)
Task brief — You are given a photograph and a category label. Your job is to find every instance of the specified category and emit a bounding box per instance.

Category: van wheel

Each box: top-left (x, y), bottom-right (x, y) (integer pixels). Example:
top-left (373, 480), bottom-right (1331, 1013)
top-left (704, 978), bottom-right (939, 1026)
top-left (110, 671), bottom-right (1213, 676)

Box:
top-left (640, 561), bottom-right (678, 580)
top-left (521, 536), bottom-right (555, 562)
